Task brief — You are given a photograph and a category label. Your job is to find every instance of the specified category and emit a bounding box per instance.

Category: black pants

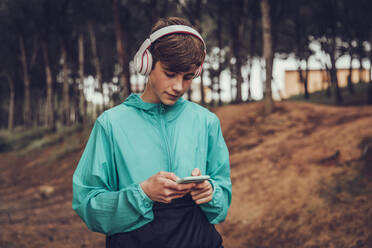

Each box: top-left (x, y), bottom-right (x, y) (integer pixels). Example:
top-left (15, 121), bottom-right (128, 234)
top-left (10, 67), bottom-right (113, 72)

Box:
top-left (106, 194), bottom-right (223, 248)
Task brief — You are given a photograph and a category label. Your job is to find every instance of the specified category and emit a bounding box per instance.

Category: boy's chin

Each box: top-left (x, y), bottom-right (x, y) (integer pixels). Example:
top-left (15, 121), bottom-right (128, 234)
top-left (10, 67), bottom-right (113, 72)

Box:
top-left (161, 93), bottom-right (179, 105)
top-left (161, 98), bottom-right (177, 106)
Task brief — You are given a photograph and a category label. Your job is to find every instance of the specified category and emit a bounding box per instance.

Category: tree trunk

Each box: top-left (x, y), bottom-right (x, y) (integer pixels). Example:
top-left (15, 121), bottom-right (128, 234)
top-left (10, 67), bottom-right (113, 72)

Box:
top-left (304, 57), bottom-right (309, 99)
top-left (19, 35), bottom-right (32, 127)
top-left (234, 53), bottom-right (243, 103)
top-left (230, 0), bottom-right (244, 104)
top-left (348, 54), bottom-right (354, 94)
top-left (359, 54), bottom-right (364, 83)
top-left (247, 6), bottom-right (257, 103)
top-left (298, 58), bottom-right (310, 99)
top-left (230, 61), bottom-right (236, 103)
top-left (324, 63), bottom-right (332, 97)
top-left (235, 21), bottom-right (244, 104)
top-left (42, 41), bottom-right (55, 130)
top-left (329, 51), bottom-right (343, 104)
top-left (246, 59), bottom-right (253, 102)
top-left (6, 73), bottom-right (15, 130)
top-left (30, 36), bottom-right (39, 69)
top-left (112, 0), bottom-right (130, 102)
top-left (217, 0), bottom-right (223, 106)
top-left (187, 86), bottom-right (192, 101)
top-left (297, 60), bottom-right (304, 89)
top-left (78, 33), bottom-right (87, 123)
top-left (200, 70), bottom-right (205, 105)
top-left (260, 0), bottom-right (274, 113)
top-left (61, 42), bottom-right (70, 125)
top-left (88, 21), bottom-right (103, 96)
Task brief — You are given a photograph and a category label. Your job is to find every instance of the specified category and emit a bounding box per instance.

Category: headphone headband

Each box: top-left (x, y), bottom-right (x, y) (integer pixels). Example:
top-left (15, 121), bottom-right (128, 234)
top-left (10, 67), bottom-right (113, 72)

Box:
top-left (149, 25), bottom-right (206, 50)
top-left (134, 25), bottom-right (206, 77)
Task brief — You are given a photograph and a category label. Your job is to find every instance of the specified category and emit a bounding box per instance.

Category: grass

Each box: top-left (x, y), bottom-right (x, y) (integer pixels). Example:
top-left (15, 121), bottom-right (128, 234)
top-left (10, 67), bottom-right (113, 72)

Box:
top-left (0, 124), bottom-right (91, 154)
top-left (286, 82), bottom-right (372, 106)
top-left (0, 126), bottom-right (49, 153)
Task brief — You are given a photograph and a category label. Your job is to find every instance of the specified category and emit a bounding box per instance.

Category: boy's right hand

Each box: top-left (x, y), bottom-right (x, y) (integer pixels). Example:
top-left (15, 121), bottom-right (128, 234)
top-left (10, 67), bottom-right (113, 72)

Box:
top-left (140, 171), bottom-right (195, 203)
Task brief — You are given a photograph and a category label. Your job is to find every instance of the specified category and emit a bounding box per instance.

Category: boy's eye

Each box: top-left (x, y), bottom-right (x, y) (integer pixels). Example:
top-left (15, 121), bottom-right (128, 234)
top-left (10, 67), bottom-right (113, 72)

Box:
top-left (165, 72), bottom-right (176, 78)
top-left (184, 76), bottom-right (193, 81)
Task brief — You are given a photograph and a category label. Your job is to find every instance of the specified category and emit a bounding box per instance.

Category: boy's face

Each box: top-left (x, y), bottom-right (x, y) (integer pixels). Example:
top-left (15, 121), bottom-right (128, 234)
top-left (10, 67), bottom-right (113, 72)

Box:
top-left (145, 61), bottom-right (196, 105)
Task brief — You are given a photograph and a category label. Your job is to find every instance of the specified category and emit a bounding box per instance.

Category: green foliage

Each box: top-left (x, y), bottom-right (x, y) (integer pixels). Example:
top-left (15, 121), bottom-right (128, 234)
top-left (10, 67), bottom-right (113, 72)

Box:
top-left (0, 124), bottom-right (87, 154)
top-left (2, 0), bottom-right (372, 129)
top-left (0, 126), bottom-right (48, 152)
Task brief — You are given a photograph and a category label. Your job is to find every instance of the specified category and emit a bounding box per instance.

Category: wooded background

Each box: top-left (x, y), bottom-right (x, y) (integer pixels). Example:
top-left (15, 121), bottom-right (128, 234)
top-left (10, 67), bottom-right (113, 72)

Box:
top-left (1, 0), bottom-right (372, 131)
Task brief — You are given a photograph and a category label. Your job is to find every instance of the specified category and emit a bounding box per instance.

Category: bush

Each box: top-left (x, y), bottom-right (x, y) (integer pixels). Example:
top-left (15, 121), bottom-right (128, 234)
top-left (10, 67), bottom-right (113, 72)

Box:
top-left (0, 126), bottom-right (48, 153)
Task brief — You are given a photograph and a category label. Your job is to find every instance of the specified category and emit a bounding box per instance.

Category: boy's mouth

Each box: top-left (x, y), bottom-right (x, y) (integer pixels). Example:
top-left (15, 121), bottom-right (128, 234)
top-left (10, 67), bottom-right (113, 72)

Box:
top-left (166, 92), bottom-right (180, 98)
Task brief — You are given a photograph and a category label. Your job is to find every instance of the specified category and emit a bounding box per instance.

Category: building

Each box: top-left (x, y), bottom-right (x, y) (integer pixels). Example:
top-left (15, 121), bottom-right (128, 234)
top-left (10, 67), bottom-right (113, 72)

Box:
top-left (284, 68), bottom-right (370, 98)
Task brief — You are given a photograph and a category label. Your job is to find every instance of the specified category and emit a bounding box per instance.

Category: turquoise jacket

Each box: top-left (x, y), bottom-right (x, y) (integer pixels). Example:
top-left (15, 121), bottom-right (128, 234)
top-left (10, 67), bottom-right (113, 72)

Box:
top-left (72, 93), bottom-right (232, 235)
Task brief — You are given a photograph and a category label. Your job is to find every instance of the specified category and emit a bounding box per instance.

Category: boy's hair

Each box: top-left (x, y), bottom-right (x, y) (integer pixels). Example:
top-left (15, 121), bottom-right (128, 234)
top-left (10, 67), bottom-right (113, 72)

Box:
top-left (149, 17), bottom-right (205, 73)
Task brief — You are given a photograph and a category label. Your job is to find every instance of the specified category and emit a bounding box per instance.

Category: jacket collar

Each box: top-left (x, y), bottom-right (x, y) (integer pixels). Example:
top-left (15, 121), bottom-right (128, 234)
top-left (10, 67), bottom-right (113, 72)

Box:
top-left (122, 93), bottom-right (187, 121)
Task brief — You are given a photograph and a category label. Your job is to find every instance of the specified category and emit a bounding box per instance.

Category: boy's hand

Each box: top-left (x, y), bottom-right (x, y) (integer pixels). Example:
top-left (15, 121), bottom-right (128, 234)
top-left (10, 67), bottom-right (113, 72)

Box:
top-left (190, 168), bottom-right (213, 205)
top-left (140, 171), bottom-right (195, 204)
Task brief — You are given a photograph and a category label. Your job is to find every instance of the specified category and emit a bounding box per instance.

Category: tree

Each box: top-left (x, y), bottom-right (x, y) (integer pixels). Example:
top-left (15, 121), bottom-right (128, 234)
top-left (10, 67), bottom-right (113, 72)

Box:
top-left (292, 0), bottom-right (313, 99)
top-left (112, 0), bottom-right (131, 102)
top-left (229, 0), bottom-right (246, 104)
top-left (312, 0), bottom-right (346, 104)
top-left (261, 0), bottom-right (274, 113)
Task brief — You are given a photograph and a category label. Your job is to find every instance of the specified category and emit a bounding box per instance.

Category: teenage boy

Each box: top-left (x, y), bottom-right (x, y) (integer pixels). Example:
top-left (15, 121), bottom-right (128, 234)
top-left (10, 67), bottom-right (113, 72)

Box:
top-left (72, 17), bottom-right (232, 248)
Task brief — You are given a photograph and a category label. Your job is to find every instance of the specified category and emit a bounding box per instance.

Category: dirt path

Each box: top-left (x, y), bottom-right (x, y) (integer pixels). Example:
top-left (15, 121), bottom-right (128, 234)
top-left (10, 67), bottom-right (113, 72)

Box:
top-left (214, 102), bottom-right (372, 248)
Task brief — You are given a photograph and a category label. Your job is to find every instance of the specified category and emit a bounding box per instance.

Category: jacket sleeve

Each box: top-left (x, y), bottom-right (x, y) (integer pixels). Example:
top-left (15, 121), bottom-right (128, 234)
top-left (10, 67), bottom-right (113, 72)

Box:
top-left (72, 118), bottom-right (154, 235)
top-left (200, 113), bottom-right (232, 224)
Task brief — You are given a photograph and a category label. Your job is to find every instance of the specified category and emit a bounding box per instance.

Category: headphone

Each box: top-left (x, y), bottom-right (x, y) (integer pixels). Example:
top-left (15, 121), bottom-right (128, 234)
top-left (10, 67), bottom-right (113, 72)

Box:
top-left (134, 25), bottom-right (206, 78)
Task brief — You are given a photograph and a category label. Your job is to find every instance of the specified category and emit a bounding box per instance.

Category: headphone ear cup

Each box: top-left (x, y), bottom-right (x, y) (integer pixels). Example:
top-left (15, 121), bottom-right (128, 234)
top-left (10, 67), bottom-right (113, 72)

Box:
top-left (134, 52), bottom-right (141, 74)
top-left (144, 50), bottom-right (153, 76)
top-left (140, 50), bottom-right (148, 75)
top-left (134, 49), bottom-right (152, 76)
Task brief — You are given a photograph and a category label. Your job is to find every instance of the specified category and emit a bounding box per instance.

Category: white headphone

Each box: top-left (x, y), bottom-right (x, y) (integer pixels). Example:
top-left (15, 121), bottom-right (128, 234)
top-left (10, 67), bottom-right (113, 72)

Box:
top-left (134, 25), bottom-right (206, 78)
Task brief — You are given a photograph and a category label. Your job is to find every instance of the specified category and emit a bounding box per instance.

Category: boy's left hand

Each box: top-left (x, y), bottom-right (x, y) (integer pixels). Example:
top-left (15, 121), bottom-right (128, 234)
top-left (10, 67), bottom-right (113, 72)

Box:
top-left (190, 168), bottom-right (213, 205)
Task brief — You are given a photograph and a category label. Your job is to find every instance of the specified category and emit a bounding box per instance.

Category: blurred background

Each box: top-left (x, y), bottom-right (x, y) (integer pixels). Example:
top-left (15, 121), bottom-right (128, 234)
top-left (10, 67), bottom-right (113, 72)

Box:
top-left (0, 0), bottom-right (372, 247)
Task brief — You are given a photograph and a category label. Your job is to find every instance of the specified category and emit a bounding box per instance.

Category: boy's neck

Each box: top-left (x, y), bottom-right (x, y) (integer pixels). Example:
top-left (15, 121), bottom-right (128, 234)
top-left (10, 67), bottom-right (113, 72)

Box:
top-left (140, 82), bottom-right (161, 104)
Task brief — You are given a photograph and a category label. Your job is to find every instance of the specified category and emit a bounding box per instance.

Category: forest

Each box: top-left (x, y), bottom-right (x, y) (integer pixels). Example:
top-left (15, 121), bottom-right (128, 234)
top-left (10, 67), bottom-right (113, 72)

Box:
top-left (1, 0), bottom-right (372, 131)
top-left (1, 1), bottom-right (372, 247)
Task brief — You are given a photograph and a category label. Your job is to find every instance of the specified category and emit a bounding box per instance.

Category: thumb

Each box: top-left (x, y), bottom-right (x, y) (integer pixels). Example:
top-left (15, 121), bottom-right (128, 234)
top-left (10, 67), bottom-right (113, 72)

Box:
top-left (191, 168), bottom-right (201, 176)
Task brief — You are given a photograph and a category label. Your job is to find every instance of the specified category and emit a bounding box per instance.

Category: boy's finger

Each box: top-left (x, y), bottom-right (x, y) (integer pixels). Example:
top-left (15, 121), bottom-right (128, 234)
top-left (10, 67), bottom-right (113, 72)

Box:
top-left (191, 168), bottom-right (201, 176)
top-left (167, 181), bottom-right (195, 191)
top-left (191, 189), bottom-right (212, 201)
top-left (190, 184), bottom-right (210, 196)
top-left (162, 172), bottom-right (180, 182)
top-left (192, 180), bottom-right (209, 190)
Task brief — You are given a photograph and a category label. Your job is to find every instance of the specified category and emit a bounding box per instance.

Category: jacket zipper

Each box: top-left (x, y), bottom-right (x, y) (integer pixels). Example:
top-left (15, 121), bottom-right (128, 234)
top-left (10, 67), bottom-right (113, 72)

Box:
top-left (159, 104), bottom-right (172, 172)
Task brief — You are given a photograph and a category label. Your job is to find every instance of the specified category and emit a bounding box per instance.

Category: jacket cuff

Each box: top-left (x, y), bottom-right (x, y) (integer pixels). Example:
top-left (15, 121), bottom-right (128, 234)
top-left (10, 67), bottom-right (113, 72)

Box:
top-left (206, 178), bottom-right (222, 210)
top-left (129, 183), bottom-right (154, 215)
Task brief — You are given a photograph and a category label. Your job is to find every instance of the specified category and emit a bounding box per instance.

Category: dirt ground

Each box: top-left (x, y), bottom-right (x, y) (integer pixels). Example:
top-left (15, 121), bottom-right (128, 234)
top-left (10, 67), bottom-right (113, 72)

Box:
top-left (1, 101), bottom-right (372, 248)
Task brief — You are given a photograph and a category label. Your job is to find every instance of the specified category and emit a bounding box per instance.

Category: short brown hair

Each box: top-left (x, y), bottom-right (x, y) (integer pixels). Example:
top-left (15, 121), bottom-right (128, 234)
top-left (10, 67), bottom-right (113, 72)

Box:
top-left (149, 17), bottom-right (205, 73)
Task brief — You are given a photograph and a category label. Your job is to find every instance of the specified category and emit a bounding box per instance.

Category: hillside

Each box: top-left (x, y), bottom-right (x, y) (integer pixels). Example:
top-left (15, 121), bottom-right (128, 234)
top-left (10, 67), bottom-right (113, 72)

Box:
top-left (1, 101), bottom-right (372, 248)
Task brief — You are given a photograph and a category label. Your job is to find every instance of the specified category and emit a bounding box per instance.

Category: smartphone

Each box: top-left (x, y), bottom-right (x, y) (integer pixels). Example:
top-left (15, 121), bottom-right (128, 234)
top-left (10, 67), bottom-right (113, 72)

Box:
top-left (176, 175), bottom-right (210, 184)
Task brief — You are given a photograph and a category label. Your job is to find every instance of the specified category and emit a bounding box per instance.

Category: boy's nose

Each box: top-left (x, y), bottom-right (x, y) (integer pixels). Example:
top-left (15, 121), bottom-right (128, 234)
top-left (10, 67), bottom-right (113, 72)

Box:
top-left (172, 76), bottom-right (183, 92)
